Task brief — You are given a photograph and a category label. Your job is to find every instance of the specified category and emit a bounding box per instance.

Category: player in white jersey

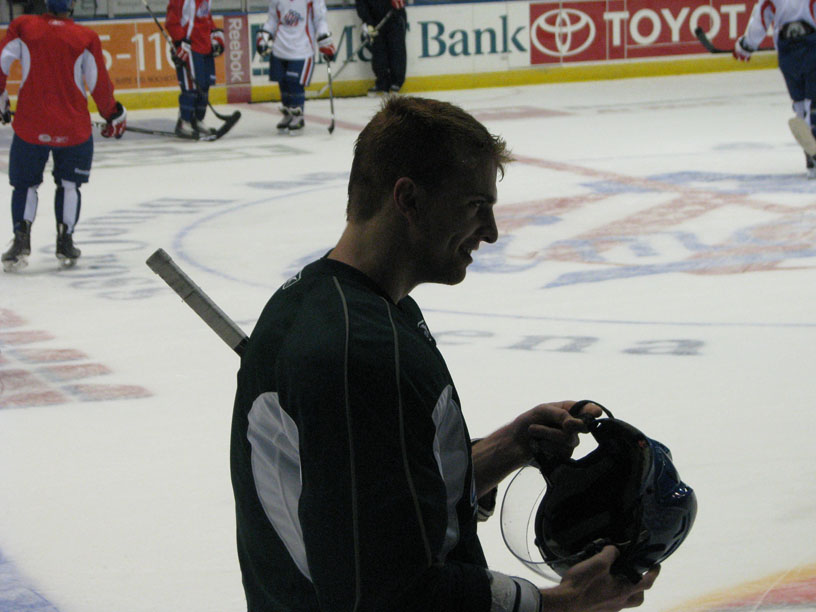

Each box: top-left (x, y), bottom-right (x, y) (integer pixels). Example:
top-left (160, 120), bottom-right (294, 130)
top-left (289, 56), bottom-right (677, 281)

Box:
top-left (255, 0), bottom-right (335, 134)
top-left (734, 0), bottom-right (816, 177)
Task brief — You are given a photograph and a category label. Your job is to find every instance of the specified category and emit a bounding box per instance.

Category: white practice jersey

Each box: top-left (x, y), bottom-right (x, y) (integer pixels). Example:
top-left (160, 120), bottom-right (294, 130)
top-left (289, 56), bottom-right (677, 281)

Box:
top-left (262, 0), bottom-right (330, 60)
top-left (742, 0), bottom-right (816, 48)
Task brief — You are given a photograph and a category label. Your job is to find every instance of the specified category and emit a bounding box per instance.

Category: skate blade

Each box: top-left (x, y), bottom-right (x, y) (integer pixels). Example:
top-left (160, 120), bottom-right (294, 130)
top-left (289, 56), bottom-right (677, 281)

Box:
top-left (2, 256), bottom-right (28, 272)
top-left (288, 129), bottom-right (304, 137)
top-left (56, 255), bottom-right (78, 268)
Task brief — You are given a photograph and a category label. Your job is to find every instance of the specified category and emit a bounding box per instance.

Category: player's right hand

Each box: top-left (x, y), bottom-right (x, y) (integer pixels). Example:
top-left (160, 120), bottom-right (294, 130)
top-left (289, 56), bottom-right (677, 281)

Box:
top-left (733, 37), bottom-right (753, 61)
top-left (550, 546), bottom-right (660, 612)
top-left (255, 29), bottom-right (273, 58)
top-left (360, 23), bottom-right (377, 47)
top-left (173, 38), bottom-right (192, 67)
top-left (0, 90), bottom-right (10, 125)
top-left (101, 101), bottom-right (127, 139)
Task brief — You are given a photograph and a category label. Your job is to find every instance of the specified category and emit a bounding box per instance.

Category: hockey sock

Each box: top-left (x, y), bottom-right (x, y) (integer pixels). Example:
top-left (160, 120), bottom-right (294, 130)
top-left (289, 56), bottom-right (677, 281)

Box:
top-left (54, 180), bottom-right (81, 234)
top-left (11, 185), bottom-right (38, 232)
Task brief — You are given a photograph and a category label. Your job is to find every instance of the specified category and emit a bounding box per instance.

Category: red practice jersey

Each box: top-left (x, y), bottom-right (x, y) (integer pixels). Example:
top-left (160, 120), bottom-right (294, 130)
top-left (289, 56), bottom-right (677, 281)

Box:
top-left (0, 13), bottom-right (117, 147)
top-left (165, 0), bottom-right (216, 55)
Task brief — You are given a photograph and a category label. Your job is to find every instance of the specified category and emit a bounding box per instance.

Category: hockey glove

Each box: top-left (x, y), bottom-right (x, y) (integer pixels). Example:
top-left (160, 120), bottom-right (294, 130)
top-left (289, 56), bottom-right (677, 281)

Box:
top-left (317, 33), bottom-right (335, 62)
top-left (390, 0), bottom-right (404, 8)
top-left (101, 101), bottom-right (127, 139)
top-left (173, 38), bottom-right (192, 67)
top-left (0, 90), bottom-right (10, 125)
top-left (255, 29), bottom-right (273, 58)
top-left (210, 28), bottom-right (225, 57)
top-left (733, 37), bottom-right (753, 61)
top-left (360, 23), bottom-right (377, 48)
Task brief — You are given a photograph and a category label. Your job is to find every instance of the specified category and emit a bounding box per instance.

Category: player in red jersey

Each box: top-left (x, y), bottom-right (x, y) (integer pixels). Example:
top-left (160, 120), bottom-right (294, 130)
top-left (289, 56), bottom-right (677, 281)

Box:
top-left (165, 0), bottom-right (224, 138)
top-left (0, 0), bottom-right (127, 271)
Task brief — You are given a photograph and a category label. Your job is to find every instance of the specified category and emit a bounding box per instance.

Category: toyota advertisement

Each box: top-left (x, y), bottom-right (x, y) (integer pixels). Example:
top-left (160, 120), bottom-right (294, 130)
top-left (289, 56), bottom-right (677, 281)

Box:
top-left (529, 0), bottom-right (754, 64)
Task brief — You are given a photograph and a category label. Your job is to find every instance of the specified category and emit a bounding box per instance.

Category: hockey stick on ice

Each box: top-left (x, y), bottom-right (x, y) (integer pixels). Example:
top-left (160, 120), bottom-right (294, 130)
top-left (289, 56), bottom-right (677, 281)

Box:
top-left (146, 248), bottom-right (248, 356)
top-left (693, 27), bottom-right (775, 54)
top-left (309, 9), bottom-right (395, 98)
top-left (326, 59), bottom-right (335, 133)
top-left (92, 120), bottom-right (226, 141)
top-left (140, 0), bottom-right (242, 128)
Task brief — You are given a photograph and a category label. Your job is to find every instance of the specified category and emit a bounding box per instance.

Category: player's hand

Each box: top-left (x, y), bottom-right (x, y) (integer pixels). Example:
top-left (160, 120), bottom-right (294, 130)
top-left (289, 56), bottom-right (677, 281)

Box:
top-left (101, 101), bottom-right (127, 139)
top-left (210, 28), bottom-right (225, 57)
top-left (360, 23), bottom-right (376, 47)
top-left (547, 546), bottom-right (660, 612)
top-left (255, 29), bottom-right (273, 58)
top-left (173, 38), bottom-right (192, 67)
top-left (513, 400), bottom-right (602, 464)
top-left (390, 0), bottom-right (404, 8)
top-left (317, 33), bottom-right (335, 62)
top-left (733, 37), bottom-right (753, 61)
top-left (0, 90), bottom-right (10, 124)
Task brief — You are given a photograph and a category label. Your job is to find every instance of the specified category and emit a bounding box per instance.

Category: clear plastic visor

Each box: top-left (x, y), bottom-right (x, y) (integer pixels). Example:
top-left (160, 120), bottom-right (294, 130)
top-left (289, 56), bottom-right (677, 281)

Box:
top-left (499, 465), bottom-right (561, 582)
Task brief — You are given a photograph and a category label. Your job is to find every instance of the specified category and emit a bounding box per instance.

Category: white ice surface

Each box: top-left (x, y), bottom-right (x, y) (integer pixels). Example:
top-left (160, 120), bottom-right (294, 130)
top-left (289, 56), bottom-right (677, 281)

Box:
top-left (1, 68), bottom-right (815, 612)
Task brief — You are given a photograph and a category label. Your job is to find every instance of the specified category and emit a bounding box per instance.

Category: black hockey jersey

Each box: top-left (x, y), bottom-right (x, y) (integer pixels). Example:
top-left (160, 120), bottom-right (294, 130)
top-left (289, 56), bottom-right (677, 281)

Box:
top-left (230, 256), bottom-right (492, 611)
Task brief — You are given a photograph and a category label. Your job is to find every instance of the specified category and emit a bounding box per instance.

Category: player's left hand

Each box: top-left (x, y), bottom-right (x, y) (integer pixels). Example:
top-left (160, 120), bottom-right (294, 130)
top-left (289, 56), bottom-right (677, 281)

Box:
top-left (317, 33), bottom-right (335, 62)
top-left (210, 28), bottom-right (225, 57)
top-left (733, 37), bottom-right (753, 61)
top-left (513, 400), bottom-right (601, 463)
top-left (101, 101), bottom-right (127, 139)
top-left (0, 90), bottom-right (10, 124)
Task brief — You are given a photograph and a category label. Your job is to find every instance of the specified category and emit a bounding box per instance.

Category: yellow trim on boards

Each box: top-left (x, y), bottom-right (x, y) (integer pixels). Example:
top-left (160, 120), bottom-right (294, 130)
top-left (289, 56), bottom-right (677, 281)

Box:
top-left (92, 53), bottom-right (779, 110)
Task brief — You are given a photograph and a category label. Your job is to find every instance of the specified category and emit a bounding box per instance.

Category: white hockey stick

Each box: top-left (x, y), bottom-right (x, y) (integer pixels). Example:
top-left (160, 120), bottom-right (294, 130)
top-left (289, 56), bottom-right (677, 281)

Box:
top-left (146, 248), bottom-right (248, 356)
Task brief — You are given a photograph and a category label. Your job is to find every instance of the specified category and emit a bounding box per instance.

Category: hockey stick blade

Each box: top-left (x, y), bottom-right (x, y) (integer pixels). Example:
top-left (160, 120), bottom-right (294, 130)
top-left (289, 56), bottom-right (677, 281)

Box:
top-left (693, 27), bottom-right (774, 54)
top-left (146, 248), bottom-right (248, 356)
top-left (788, 117), bottom-right (816, 156)
top-left (212, 111), bottom-right (241, 140)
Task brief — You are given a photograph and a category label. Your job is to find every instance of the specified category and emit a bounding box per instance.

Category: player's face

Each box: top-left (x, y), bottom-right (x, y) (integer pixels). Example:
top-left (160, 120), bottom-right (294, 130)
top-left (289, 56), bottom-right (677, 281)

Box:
top-left (411, 157), bottom-right (499, 286)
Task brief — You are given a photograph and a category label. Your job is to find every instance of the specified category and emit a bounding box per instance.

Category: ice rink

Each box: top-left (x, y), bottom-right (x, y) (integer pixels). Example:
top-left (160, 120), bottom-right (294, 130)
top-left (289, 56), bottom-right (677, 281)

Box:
top-left (1, 66), bottom-right (816, 612)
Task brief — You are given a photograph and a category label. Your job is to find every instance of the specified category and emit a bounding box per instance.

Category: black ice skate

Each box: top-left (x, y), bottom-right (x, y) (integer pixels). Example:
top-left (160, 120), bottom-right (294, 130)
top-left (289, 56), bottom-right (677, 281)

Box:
top-left (807, 153), bottom-right (816, 180)
top-left (277, 106), bottom-right (293, 132)
top-left (288, 108), bottom-right (304, 135)
top-left (2, 220), bottom-right (31, 272)
top-left (56, 222), bottom-right (81, 267)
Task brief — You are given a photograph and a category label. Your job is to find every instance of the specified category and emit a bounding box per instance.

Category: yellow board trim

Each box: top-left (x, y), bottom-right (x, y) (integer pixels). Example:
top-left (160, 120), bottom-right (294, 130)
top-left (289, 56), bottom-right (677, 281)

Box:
top-left (90, 53), bottom-right (779, 110)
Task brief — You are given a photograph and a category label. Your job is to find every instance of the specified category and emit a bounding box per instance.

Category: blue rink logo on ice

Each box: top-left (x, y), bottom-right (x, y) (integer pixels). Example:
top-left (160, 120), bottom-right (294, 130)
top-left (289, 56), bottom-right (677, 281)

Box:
top-left (470, 163), bottom-right (816, 289)
top-left (0, 548), bottom-right (61, 612)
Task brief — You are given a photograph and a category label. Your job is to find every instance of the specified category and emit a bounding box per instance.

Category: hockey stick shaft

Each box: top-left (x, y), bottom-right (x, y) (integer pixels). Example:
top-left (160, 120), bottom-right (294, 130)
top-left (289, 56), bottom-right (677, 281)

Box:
top-left (693, 27), bottom-right (774, 54)
top-left (140, 0), bottom-right (239, 123)
top-left (326, 59), bottom-right (335, 133)
top-left (92, 120), bottom-right (178, 138)
top-left (146, 248), bottom-right (248, 356)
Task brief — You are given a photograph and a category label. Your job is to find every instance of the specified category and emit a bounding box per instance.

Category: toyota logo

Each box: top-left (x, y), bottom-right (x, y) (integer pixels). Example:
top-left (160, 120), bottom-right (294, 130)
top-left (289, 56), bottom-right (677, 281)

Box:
top-left (531, 8), bottom-right (596, 57)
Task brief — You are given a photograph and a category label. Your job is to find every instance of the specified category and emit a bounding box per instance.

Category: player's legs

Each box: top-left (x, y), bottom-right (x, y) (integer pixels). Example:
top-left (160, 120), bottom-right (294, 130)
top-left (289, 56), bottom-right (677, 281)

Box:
top-left (2, 135), bottom-right (49, 270)
top-left (51, 137), bottom-right (92, 265)
top-left (384, 16), bottom-right (407, 91)
top-left (369, 33), bottom-right (390, 93)
top-left (193, 52), bottom-right (216, 131)
top-left (276, 58), bottom-right (310, 134)
top-left (175, 58), bottom-right (197, 123)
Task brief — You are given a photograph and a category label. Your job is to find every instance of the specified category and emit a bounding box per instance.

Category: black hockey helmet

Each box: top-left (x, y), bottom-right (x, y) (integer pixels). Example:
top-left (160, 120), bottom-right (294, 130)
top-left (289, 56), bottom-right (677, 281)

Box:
top-left (501, 401), bottom-right (697, 583)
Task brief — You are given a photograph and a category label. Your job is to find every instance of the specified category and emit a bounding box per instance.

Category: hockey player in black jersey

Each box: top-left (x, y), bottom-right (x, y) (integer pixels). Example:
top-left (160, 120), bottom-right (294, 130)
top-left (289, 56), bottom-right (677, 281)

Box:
top-left (230, 95), bottom-right (660, 612)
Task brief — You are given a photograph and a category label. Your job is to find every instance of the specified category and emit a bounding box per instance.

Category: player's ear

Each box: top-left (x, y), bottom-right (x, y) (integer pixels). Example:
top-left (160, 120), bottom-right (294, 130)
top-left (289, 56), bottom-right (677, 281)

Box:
top-left (392, 177), bottom-right (420, 220)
